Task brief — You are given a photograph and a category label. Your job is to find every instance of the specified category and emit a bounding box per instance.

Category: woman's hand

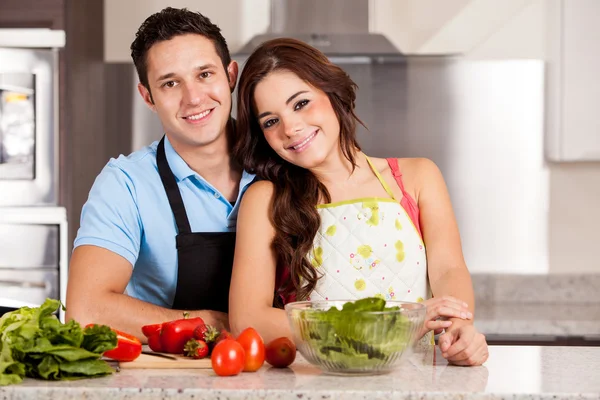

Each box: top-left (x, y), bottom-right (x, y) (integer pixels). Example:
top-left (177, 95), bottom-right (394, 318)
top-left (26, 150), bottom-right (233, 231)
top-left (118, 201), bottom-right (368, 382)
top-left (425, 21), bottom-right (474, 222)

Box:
top-left (419, 296), bottom-right (472, 338)
top-left (438, 324), bottom-right (488, 366)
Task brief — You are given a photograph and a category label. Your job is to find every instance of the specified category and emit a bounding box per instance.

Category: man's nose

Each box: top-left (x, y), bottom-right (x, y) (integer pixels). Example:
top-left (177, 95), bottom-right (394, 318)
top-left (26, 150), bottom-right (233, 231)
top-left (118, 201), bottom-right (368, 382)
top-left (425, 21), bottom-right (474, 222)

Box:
top-left (182, 82), bottom-right (204, 105)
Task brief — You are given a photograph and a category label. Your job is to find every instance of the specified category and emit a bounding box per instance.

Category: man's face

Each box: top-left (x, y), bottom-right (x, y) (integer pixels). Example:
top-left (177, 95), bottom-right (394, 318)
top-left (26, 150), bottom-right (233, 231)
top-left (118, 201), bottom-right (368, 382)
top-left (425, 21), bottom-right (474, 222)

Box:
top-left (138, 34), bottom-right (238, 152)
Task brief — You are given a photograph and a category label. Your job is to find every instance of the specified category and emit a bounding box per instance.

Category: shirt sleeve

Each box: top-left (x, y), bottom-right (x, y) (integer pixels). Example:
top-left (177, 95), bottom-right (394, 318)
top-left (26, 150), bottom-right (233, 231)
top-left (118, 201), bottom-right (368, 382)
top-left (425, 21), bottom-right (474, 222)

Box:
top-left (73, 161), bottom-right (143, 267)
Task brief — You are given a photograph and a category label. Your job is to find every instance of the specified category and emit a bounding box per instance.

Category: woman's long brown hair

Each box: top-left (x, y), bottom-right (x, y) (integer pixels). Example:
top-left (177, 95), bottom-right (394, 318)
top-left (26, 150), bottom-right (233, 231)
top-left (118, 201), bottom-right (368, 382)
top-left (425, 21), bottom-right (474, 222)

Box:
top-left (234, 38), bottom-right (364, 303)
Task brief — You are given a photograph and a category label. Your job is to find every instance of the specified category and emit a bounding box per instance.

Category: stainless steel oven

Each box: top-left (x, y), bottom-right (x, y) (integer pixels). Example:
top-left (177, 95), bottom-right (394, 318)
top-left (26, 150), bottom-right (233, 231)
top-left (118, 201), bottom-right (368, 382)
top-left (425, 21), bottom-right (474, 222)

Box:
top-left (0, 29), bottom-right (67, 320)
top-left (0, 29), bottom-right (63, 206)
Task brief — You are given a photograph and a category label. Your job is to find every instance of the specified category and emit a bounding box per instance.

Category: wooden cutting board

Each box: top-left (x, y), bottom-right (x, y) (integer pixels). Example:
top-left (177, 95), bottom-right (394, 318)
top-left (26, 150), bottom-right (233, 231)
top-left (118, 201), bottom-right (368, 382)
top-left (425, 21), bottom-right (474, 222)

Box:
top-left (119, 352), bottom-right (212, 369)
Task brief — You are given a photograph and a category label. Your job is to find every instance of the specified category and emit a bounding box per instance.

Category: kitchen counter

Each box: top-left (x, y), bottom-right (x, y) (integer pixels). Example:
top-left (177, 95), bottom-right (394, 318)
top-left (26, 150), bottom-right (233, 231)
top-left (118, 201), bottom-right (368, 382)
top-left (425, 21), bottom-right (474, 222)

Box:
top-left (2, 345), bottom-right (599, 400)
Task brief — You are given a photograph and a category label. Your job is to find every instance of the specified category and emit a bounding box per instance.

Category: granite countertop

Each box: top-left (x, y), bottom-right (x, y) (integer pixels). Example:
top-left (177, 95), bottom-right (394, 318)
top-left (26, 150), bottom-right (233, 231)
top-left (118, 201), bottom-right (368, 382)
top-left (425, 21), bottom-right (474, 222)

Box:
top-left (3, 345), bottom-right (600, 400)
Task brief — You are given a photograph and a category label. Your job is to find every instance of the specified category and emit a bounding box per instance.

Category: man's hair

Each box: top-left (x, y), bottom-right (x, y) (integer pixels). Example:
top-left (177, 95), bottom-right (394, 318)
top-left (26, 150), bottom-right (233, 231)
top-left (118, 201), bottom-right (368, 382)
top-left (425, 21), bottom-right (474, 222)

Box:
top-left (130, 7), bottom-right (231, 91)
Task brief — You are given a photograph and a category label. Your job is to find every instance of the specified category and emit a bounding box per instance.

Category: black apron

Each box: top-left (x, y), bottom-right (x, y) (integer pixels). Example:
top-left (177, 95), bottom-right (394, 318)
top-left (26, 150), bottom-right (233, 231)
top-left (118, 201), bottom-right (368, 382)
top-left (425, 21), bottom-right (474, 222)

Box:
top-left (156, 136), bottom-right (235, 312)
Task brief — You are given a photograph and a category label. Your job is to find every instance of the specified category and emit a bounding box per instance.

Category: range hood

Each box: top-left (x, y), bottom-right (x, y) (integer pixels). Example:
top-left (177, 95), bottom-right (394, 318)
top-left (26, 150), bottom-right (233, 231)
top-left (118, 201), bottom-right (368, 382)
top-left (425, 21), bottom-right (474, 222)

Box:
top-left (235, 0), bottom-right (405, 61)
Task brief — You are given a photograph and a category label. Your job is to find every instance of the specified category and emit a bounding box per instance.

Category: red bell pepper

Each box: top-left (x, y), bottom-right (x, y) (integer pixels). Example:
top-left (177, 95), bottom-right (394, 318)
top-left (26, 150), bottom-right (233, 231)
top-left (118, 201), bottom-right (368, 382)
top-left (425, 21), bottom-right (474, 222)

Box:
top-left (103, 329), bottom-right (142, 362)
top-left (141, 323), bottom-right (163, 338)
top-left (160, 313), bottom-right (205, 354)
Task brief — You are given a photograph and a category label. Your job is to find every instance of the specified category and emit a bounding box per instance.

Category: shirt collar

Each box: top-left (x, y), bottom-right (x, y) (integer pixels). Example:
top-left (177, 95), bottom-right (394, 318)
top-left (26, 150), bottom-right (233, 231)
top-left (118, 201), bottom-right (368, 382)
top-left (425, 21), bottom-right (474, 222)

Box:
top-left (163, 135), bottom-right (196, 182)
top-left (163, 135), bottom-right (256, 187)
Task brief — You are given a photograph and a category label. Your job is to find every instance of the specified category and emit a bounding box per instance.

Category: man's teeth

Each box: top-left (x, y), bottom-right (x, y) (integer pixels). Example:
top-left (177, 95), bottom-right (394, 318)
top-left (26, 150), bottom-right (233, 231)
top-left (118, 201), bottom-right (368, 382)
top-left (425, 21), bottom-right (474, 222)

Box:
top-left (293, 132), bottom-right (316, 149)
top-left (186, 109), bottom-right (211, 120)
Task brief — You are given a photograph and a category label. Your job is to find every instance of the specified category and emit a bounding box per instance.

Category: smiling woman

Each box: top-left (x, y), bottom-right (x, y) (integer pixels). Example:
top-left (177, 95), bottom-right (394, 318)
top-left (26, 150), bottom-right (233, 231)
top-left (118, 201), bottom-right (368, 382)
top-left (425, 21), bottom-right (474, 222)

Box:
top-left (229, 38), bottom-right (489, 367)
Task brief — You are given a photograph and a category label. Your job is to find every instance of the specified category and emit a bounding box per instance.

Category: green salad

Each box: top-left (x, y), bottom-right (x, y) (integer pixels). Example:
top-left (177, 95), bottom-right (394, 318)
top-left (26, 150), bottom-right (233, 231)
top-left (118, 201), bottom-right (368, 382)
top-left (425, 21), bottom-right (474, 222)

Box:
top-left (0, 299), bottom-right (117, 386)
top-left (299, 297), bottom-right (413, 369)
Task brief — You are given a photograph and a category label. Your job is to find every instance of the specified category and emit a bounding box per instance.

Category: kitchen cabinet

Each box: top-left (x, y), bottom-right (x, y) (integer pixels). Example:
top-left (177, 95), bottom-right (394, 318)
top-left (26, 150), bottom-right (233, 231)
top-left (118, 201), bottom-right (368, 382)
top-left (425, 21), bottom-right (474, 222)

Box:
top-left (546, 0), bottom-right (600, 161)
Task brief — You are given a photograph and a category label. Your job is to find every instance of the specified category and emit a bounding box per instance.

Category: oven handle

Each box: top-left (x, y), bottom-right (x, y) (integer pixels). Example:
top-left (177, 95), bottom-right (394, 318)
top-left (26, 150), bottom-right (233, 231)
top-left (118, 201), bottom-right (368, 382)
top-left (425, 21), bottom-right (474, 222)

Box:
top-left (0, 279), bottom-right (47, 289)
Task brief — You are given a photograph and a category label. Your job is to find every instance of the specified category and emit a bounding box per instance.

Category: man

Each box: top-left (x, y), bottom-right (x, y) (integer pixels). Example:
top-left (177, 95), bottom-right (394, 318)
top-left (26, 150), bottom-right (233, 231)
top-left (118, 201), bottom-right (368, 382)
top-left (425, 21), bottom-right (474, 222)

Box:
top-left (66, 7), bottom-right (254, 339)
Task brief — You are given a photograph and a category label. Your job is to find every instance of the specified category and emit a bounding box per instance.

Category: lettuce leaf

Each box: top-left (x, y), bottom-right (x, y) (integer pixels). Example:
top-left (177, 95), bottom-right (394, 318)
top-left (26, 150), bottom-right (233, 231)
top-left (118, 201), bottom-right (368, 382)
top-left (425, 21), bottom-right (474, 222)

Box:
top-left (300, 297), bottom-right (412, 369)
top-left (0, 298), bottom-right (117, 386)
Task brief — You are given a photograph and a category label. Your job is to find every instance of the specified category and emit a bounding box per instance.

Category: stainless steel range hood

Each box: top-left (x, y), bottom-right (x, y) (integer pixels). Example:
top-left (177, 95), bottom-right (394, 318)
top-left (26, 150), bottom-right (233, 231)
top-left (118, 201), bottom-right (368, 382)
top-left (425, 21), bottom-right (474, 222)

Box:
top-left (235, 0), bottom-right (405, 62)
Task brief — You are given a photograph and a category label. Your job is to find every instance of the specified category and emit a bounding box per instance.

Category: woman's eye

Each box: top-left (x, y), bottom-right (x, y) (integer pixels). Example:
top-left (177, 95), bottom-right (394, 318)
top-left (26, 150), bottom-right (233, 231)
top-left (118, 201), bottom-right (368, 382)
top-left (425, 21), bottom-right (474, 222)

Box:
top-left (294, 99), bottom-right (309, 110)
top-left (263, 118), bottom-right (278, 129)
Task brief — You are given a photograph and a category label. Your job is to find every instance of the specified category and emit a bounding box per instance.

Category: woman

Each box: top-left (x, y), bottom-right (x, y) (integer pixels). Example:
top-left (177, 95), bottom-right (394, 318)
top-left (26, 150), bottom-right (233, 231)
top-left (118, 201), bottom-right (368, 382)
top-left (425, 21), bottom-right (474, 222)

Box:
top-left (230, 38), bottom-right (488, 366)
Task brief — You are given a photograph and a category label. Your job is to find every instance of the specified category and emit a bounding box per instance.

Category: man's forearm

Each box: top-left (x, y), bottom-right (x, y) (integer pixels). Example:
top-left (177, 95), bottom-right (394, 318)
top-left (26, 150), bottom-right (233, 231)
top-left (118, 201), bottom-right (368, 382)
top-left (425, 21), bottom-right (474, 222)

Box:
top-left (66, 292), bottom-right (228, 342)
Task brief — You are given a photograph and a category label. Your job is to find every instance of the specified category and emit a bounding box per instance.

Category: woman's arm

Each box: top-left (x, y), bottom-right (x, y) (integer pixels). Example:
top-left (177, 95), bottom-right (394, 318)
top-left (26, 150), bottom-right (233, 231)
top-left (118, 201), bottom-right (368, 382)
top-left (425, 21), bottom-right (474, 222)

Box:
top-left (408, 158), bottom-right (488, 366)
top-left (229, 181), bottom-right (293, 343)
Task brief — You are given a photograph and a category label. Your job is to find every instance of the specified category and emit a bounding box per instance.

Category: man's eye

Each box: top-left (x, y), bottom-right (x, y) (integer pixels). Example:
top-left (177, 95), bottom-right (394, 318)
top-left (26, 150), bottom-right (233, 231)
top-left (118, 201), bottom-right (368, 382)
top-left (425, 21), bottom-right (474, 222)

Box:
top-left (294, 99), bottom-right (309, 110)
top-left (200, 72), bottom-right (212, 79)
top-left (162, 81), bottom-right (176, 88)
top-left (263, 118), bottom-right (278, 128)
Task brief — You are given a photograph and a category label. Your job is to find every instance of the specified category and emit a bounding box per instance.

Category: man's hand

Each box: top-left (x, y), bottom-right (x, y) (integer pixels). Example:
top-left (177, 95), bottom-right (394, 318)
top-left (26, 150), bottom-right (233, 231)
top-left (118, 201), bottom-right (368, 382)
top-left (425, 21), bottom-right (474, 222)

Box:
top-left (438, 324), bottom-right (488, 366)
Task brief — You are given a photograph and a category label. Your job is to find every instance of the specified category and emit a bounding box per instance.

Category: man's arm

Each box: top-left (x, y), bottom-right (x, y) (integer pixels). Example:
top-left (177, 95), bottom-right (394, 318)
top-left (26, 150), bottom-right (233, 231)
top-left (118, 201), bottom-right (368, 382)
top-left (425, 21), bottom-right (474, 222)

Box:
top-left (66, 245), bottom-right (228, 342)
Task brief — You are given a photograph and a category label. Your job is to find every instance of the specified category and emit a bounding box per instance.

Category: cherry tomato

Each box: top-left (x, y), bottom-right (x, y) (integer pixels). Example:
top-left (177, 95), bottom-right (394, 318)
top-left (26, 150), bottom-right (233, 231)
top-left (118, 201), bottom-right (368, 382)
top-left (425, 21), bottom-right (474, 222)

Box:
top-left (236, 327), bottom-right (265, 372)
top-left (211, 339), bottom-right (246, 376)
top-left (265, 337), bottom-right (296, 368)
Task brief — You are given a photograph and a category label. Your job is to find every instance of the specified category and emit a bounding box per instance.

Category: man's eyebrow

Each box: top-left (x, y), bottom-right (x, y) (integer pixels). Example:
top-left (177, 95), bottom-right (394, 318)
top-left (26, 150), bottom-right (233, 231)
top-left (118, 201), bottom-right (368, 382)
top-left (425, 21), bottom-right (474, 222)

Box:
top-left (155, 64), bottom-right (218, 83)
top-left (257, 91), bottom-right (309, 120)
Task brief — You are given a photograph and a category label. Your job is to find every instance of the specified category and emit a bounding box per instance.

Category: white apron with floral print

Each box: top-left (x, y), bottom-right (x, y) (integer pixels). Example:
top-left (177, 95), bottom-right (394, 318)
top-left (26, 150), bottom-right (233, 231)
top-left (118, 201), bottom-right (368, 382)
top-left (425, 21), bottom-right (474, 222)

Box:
top-left (307, 157), bottom-right (432, 345)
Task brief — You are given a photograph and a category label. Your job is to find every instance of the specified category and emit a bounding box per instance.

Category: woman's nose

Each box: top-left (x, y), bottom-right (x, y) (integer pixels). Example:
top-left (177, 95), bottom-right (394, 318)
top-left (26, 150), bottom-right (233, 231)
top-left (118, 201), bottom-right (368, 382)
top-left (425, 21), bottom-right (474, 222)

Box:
top-left (283, 116), bottom-right (303, 137)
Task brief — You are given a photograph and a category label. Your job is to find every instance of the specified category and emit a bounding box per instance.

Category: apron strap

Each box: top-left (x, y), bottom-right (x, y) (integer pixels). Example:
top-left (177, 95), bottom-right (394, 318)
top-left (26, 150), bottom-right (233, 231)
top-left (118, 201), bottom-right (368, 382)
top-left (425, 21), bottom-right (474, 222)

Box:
top-left (156, 136), bottom-right (192, 234)
top-left (365, 155), bottom-right (397, 201)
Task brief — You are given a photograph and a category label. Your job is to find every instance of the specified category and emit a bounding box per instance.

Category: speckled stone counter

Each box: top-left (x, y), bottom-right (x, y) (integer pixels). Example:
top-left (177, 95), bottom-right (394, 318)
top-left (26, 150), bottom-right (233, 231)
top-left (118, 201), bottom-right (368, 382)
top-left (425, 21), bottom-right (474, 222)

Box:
top-left (2, 346), bottom-right (599, 400)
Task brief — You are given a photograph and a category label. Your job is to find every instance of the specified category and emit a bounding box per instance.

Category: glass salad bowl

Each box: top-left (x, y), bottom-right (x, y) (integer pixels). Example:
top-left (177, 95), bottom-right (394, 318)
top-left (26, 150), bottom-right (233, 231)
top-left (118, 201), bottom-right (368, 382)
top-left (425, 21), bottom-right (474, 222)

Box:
top-left (285, 297), bottom-right (426, 375)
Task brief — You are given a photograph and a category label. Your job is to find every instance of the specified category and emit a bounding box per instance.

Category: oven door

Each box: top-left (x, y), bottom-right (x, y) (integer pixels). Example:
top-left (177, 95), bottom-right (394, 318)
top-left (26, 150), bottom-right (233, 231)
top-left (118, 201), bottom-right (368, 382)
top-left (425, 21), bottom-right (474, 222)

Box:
top-left (0, 47), bottom-right (58, 205)
top-left (0, 207), bottom-right (67, 320)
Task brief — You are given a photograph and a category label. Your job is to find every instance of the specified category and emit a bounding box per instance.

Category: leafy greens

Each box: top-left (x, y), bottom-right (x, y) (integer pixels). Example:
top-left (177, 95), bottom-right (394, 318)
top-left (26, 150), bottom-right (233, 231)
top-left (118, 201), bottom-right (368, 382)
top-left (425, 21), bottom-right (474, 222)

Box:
top-left (0, 298), bottom-right (117, 386)
top-left (299, 297), bottom-right (414, 369)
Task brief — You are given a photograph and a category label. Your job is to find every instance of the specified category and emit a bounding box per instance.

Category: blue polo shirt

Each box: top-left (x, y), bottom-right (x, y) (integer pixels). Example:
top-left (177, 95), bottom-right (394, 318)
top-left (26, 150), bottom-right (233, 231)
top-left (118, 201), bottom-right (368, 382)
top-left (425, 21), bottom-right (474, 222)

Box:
top-left (74, 136), bottom-right (255, 307)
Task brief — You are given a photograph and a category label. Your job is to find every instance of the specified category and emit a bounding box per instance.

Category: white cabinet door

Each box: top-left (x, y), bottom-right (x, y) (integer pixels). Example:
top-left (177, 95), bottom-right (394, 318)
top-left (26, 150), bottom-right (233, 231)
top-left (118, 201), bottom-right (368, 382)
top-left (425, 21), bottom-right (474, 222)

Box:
top-left (546, 0), bottom-right (600, 161)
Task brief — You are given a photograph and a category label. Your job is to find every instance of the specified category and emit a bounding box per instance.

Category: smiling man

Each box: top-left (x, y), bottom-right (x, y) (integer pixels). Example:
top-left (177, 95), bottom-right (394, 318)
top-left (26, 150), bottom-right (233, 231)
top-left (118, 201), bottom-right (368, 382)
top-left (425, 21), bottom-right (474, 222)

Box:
top-left (65, 8), bottom-right (255, 339)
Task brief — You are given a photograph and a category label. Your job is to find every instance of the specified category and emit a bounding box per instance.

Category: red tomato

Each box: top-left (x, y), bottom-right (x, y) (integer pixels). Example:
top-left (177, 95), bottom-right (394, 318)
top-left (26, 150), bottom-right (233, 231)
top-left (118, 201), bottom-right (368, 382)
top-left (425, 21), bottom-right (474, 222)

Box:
top-left (211, 339), bottom-right (246, 376)
top-left (103, 329), bottom-right (143, 362)
top-left (265, 337), bottom-right (296, 368)
top-left (141, 323), bottom-right (163, 338)
top-left (160, 313), bottom-right (205, 354)
top-left (236, 327), bottom-right (265, 372)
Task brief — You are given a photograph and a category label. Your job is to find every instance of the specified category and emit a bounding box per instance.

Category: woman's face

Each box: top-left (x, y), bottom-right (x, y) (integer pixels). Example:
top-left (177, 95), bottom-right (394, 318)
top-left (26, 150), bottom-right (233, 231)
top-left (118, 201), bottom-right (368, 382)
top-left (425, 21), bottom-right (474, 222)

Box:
top-left (253, 70), bottom-right (341, 169)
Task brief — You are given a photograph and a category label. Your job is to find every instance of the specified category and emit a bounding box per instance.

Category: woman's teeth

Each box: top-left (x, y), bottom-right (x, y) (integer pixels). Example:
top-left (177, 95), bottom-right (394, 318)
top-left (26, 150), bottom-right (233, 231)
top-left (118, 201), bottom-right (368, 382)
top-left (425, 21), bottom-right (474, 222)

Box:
top-left (292, 131), bottom-right (317, 150)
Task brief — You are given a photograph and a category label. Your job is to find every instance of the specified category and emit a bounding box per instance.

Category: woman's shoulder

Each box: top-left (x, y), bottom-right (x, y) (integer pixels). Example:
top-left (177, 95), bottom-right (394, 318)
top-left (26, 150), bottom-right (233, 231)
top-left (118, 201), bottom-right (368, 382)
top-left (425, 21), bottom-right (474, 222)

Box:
top-left (241, 180), bottom-right (275, 206)
top-left (367, 156), bottom-right (439, 178)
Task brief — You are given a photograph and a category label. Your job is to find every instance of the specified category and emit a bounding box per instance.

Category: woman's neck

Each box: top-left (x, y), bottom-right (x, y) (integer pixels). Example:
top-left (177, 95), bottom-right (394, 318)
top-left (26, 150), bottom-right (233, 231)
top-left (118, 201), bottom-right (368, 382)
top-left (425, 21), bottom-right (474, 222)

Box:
top-left (310, 148), bottom-right (370, 188)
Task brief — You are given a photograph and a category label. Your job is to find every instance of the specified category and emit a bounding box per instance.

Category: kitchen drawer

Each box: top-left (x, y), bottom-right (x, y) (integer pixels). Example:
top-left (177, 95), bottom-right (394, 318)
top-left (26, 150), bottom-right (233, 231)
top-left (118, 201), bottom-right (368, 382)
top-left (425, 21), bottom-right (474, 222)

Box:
top-left (0, 223), bottom-right (58, 268)
top-left (0, 267), bottom-right (58, 309)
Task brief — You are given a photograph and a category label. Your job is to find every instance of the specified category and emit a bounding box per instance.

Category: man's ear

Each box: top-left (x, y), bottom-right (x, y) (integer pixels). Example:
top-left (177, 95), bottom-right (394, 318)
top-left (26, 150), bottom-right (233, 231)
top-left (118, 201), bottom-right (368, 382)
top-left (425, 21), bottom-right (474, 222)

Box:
top-left (137, 83), bottom-right (156, 112)
top-left (227, 60), bottom-right (239, 93)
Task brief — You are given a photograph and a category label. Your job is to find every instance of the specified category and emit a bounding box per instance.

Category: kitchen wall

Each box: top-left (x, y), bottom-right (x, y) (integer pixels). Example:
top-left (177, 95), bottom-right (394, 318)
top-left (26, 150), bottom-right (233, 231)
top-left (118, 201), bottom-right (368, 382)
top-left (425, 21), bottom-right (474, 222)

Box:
top-left (371, 0), bottom-right (599, 274)
top-left (104, 0), bottom-right (599, 274)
